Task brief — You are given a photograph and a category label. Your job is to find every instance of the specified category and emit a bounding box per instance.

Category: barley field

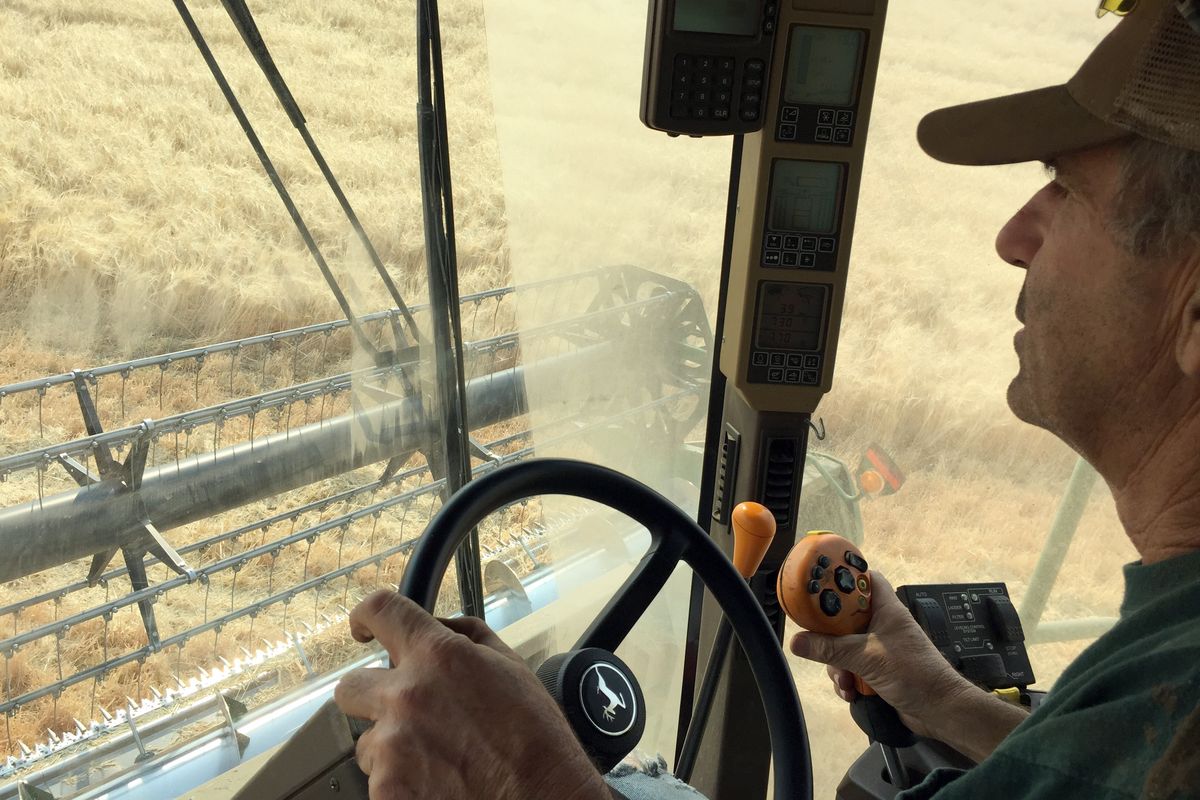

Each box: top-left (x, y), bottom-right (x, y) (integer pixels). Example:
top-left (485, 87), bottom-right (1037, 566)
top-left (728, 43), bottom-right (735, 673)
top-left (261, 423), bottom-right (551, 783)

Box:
top-left (0, 0), bottom-right (1139, 796)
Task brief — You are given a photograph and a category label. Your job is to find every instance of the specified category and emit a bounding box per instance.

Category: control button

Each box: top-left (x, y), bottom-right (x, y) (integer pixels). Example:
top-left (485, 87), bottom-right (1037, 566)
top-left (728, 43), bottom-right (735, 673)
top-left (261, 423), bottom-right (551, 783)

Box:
top-left (818, 237), bottom-right (836, 253)
top-left (785, 369), bottom-right (801, 383)
top-left (770, 353), bottom-right (785, 367)
top-left (763, 250), bottom-right (781, 266)
top-left (801, 370), bottom-right (819, 384)
top-left (984, 595), bottom-right (1026, 643)
top-left (799, 253), bottom-right (816, 267)
top-left (697, 56), bottom-right (713, 70)
top-left (803, 354), bottom-right (820, 369)
top-left (741, 107), bottom-right (760, 122)
top-left (692, 107), bottom-right (708, 119)
top-left (778, 123), bottom-right (797, 140)
top-left (765, 3), bottom-right (777, 15)
top-left (834, 566), bottom-right (855, 594)
top-left (965, 611), bottom-right (975, 621)
top-left (856, 576), bottom-right (870, 593)
top-left (719, 57), bottom-right (735, 72)
top-left (745, 59), bottom-right (765, 74)
top-left (844, 551), bottom-right (869, 572)
top-left (807, 579), bottom-right (821, 594)
top-left (713, 108), bottom-right (729, 121)
top-left (766, 233), bottom-right (782, 249)
top-left (833, 127), bottom-right (852, 144)
top-left (743, 76), bottom-right (764, 92)
top-left (817, 555), bottom-right (831, 568)
top-left (675, 54), bottom-right (693, 70)
top-left (697, 74), bottom-right (712, 87)
top-left (783, 235), bottom-right (800, 250)
top-left (817, 108), bottom-right (835, 125)
top-left (767, 368), bottom-right (784, 383)
top-left (742, 92), bottom-right (761, 108)
top-left (801, 236), bottom-right (817, 251)
top-left (781, 106), bottom-right (799, 123)
top-left (782, 252), bottom-right (798, 267)
top-left (693, 89), bottom-right (709, 103)
top-left (675, 72), bottom-right (691, 86)
top-left (914, 597), bottom-right (951, 647)
top-left (971, 593), bottom-right (981, 603)
top-left (815, 126), bottom-right (833, 143)
top-left (858, 595), bottom-right (868, 610)
top-left (718, 74), bottom-right (733, 88)
top-left (836, 109), bottom-right (854, 126)
top-left (960, 654), bottom-right (1009, 689)
top-left (811, 565), bottom-right (826, 581)
top-left (716, 90), bottom-right (732, 104)
top-left (752, 352), bottom-right (768, 367)
top-left (763, 19), bottom-right (776, 33)
top-left (787, 354), bottom-right (803, 367)
top-left (820, 590), bottom-right (842, 617)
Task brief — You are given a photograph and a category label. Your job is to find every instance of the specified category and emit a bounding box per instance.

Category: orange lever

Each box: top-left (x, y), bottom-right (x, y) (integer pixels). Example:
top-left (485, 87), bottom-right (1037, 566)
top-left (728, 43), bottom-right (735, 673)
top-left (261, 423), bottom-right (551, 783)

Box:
top-left (731, 502), bottom-right (777, 579)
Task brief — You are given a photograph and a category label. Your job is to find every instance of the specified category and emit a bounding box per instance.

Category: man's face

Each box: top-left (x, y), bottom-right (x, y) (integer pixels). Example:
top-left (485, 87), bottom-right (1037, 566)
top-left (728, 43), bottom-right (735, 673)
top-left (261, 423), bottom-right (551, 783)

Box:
top-left (995, 143), bottom-right (1175, 455)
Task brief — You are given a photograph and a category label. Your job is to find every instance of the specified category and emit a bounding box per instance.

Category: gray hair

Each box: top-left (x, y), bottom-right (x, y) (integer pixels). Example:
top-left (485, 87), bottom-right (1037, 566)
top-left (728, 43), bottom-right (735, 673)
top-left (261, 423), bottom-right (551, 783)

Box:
top-left (1111, 135), bottom-right (1200, 258)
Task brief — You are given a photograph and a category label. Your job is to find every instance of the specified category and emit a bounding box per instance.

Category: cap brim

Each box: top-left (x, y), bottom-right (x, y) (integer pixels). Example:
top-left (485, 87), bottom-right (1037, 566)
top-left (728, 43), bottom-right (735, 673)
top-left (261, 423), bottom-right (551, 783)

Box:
top-left (917, 85), bottom-right (1131, 166)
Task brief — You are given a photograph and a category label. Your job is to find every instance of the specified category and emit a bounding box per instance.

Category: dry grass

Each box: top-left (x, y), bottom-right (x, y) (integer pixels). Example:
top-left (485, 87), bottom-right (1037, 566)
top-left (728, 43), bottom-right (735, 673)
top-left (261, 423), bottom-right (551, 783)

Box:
top-left (0, 0), bottom-right (1143, 795)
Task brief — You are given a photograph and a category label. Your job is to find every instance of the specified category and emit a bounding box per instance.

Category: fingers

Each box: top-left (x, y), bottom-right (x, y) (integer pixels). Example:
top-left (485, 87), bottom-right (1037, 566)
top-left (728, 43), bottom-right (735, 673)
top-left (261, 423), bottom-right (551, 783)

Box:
top-left (437, 615), bottom-right (522, 663)
top-left (349, 590), bottom-right (434, 662)
top-left (827, 665), bottom-right (858, 702)
top-left (790, 630), bottom-right (866, 673)
top-left (334, 666), bottom-right (393, 722)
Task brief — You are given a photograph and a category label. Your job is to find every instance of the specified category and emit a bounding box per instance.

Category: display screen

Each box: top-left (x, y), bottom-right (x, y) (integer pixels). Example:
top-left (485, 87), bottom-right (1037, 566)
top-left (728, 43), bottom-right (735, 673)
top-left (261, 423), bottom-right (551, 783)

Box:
top-left (755, 282), bottom-right (827, 352)
top-left (768, 160), bottom-right (843, 234)
top-left (673, 0), bottom-right (757, 36)
top-left (784, 26), bottom-right (865, 106)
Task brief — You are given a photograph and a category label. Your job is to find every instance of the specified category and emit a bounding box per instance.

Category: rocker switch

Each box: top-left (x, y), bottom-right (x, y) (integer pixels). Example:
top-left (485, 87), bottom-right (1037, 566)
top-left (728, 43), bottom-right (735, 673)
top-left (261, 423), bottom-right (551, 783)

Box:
top-left (914, 597), bottom-right (951, 647)
top-left (985, 595), bottom-right (1025, 643)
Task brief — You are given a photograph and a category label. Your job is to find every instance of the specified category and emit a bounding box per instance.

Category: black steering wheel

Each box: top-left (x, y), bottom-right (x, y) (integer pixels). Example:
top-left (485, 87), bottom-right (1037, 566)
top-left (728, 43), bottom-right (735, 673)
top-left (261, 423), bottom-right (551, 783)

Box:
top-left (398, 458), bottom-right (813, 800)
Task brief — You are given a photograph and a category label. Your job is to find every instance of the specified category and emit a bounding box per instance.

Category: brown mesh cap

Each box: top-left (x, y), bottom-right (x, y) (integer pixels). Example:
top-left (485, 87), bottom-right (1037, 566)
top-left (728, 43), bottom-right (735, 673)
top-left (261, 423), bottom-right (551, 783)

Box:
top-left (918, 0), bottom-right (1200, 165)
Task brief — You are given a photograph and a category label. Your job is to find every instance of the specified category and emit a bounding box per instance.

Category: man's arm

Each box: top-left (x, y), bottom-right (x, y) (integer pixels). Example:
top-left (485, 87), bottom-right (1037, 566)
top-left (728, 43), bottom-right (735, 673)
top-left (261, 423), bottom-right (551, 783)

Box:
top-left (791, 572), bottom-right (1028, 763)
top-left (333, 590), bottom-right (611, 800)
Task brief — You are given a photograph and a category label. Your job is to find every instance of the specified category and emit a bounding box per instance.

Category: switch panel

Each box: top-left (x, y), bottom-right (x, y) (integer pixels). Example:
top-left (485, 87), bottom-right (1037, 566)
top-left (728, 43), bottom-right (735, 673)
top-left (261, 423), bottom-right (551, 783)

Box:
top-left (896, 582), bottom-right (1035, 691)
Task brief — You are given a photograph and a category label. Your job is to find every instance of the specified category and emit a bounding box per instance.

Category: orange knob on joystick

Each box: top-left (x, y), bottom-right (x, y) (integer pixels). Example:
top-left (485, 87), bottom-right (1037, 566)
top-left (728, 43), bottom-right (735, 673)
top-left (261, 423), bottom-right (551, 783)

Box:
top-left (731, 502), bottom-right (777, 579)
top-left (778, 531), bottom-right (876, 695)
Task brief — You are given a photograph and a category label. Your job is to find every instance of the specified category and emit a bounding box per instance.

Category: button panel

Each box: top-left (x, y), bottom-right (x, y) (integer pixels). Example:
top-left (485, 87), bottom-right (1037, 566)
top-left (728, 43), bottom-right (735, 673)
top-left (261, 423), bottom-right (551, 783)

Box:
top-left (749, 350), bottom-right (821, 386)
top-left (777, 103), bottom-right (858, 147)
top-left (761, 232), bottom-right (837, 272)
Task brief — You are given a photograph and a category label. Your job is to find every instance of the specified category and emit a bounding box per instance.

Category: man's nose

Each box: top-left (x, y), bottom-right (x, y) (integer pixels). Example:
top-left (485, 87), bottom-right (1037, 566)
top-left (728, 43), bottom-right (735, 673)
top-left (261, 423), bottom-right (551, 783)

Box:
top-left (995, 183), bottom-right (1054, 270)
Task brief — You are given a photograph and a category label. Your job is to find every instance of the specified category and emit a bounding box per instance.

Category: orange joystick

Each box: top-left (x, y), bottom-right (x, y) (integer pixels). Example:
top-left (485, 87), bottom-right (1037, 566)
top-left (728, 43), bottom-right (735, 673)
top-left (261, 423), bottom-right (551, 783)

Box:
top-left (731, 502), bottom-right (777, 579)
top-left (777, 532), bottom-right (916, 751)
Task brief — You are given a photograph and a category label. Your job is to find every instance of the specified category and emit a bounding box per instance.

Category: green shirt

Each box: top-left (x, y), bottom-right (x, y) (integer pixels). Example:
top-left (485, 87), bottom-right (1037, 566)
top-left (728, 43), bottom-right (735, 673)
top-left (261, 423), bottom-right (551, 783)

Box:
top-left (900, 549), bottom-right (1200, 800)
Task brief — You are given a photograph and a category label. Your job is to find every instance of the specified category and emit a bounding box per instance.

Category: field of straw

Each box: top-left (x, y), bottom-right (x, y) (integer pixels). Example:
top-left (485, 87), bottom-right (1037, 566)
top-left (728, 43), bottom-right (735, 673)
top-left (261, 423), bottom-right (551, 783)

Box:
top-left (0, 0), bottom-right (1140, 796)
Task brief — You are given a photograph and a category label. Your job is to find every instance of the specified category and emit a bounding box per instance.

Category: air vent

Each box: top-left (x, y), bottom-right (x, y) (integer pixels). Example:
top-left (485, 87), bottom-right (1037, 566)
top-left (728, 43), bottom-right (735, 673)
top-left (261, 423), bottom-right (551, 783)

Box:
top-left (711, 427), bottom-right (740, 524)
top-left (760, 437), bottom-right (799, 531)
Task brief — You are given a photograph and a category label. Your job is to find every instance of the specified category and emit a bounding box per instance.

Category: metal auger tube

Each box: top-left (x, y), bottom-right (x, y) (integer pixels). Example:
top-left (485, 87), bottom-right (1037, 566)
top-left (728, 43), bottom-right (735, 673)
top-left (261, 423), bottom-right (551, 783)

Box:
top-left (0, 346), bottom-right (614, 585)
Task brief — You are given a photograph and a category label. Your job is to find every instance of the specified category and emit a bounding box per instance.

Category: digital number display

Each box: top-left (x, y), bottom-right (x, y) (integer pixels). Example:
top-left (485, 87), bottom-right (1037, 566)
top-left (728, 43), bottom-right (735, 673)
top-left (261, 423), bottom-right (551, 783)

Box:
top-left (784, 26), bottom-right (865, 106)
top-left (768, 160), bottom-right (843, 234)
top-left (755, 282), bottom-right (826, 352)
top-left (673, 0), bottom-right (757, 36)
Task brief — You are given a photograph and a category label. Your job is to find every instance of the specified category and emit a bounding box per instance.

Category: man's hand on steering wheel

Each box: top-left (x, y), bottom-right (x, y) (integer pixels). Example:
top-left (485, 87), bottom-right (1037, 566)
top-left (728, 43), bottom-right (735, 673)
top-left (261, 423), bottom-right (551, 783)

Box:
top-left (333, 590), bottom-right (611, 800)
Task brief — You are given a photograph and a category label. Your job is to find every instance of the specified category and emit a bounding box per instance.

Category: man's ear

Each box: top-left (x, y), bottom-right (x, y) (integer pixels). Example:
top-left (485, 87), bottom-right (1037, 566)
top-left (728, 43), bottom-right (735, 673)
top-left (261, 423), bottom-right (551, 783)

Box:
top-left (1179, 288), bottom-right (1200, 380)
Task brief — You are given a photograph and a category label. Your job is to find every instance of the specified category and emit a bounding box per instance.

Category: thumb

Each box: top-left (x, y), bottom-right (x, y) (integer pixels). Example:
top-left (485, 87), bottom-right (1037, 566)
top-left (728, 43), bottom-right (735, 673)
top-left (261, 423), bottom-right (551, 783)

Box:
top-left (790, 630), bottom-right (867, 673)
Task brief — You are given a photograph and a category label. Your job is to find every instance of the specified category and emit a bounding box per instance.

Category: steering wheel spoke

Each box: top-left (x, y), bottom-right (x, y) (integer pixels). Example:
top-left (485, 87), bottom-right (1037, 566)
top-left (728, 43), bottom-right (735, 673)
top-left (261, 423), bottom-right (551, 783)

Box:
top-left (574, 530), bottom-right (689, 652)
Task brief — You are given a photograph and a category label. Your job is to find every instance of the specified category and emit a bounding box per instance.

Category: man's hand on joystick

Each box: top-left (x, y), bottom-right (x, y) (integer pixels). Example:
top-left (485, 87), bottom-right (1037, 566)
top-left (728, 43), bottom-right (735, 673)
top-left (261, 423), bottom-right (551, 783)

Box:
top-left (787, 569), bottom-right (974, 741)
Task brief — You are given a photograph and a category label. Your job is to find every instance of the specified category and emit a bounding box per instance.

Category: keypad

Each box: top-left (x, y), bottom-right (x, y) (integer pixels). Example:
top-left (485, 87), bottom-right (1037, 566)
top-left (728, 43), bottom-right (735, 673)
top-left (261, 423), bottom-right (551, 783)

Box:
top-left (749, 352), bottom-right (822, 386)
top-left (761, 231), bottom-right (836, 270)
top-left (776, 104), bottom-right (856, 145)
top-left (671, 54), bottom-right (733, 121)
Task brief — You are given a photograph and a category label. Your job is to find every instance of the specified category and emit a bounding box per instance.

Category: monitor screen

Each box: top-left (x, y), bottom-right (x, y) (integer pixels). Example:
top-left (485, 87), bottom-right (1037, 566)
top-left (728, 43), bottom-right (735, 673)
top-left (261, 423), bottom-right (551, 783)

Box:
top-left (755, 282), bottom-right (827, 352)
top-left (767, 160), bottom-right (843, 234)
top-left (784, 26), bottom-right (865, 106)
top-left (673, 0), bottom-right (758, 36)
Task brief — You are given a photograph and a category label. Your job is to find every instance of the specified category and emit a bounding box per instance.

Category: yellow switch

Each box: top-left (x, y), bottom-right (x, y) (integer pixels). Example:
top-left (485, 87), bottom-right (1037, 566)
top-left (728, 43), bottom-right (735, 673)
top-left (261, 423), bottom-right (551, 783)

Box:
top-left (993, 687), bottom-right (1021, 705)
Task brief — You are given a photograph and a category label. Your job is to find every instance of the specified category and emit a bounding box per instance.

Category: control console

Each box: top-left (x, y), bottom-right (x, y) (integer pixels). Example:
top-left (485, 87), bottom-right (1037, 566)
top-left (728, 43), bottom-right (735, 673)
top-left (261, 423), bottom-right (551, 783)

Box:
top-left (896, 583), bottom-right (1035, 691)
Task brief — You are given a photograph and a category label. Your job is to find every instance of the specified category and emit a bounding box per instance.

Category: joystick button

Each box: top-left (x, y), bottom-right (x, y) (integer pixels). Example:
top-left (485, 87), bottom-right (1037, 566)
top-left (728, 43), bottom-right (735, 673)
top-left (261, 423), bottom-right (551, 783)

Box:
top-left (817, 555), bottom-right (831, 568)
top-left (820, 589), bottom-right (842, 617)
top-left (844, 551), bottom-right (869, 572)
top-left (811, 565), bottom-right (826, 580)
top-left (807, 579), bottom-right (821, 594)
top-left (834, 566), bottom-right (855, 594)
